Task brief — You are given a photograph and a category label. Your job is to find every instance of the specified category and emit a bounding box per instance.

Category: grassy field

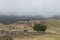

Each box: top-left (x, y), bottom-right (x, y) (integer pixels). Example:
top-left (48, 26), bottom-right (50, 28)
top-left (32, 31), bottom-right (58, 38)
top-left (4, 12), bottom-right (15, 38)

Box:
top-left (0, 19), bottom-right (60, 40)
top-left (13, 33), bottom-right (60, 40)
top-left (12, 19), bottom-right (60, 40)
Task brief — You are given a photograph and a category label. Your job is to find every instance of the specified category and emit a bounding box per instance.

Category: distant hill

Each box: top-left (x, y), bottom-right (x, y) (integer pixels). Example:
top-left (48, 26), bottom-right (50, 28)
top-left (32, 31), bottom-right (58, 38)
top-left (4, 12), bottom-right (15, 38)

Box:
top-left (48, 15), bottom-right (60, 19)
top-left (0, 15), bottom-right (43, 25)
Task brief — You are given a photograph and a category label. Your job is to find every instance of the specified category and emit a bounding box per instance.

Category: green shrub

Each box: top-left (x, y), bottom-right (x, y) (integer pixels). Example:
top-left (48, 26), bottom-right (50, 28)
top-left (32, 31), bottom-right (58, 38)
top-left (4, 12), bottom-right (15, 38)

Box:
top-left (24, 30), bottom-right (28, 32)
top-left (33, 24), bottom-right (47, 32)
top-left (0, 29), bottom-right (5, 33)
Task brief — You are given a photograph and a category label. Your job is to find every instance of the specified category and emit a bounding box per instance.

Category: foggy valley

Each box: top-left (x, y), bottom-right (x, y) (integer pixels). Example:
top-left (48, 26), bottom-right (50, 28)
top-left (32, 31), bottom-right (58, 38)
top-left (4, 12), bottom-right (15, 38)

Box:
top-left (0, 0), bottom-right (60, 40)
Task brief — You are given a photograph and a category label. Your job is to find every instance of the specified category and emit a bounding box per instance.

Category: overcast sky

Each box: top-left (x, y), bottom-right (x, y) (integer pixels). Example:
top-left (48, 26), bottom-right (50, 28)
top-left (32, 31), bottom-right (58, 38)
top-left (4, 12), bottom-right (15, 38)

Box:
top-left (0, 0), bottom-right (60, 17)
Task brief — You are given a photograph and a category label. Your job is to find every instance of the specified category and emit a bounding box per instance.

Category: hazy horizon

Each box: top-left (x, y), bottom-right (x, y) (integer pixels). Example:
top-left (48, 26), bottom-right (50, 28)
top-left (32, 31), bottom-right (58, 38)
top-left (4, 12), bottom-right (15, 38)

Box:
top-left (0, 0), bottom-right (60, 18)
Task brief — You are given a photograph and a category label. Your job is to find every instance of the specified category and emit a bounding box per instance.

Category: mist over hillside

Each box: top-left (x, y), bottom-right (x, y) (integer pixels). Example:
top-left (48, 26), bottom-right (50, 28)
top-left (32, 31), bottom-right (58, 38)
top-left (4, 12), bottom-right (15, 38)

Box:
top-left (48, 15), bottom-right (60, 19)
top-left (0, 14), bottom-right (60, 25)
top-left (0, 15), bottom-right (43, 25)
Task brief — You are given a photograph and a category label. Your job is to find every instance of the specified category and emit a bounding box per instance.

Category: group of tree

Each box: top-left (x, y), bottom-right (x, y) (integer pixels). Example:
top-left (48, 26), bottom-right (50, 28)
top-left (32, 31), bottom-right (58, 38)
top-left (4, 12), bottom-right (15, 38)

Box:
top-left (24, 24), bottom-right (47, 32)
top-left (33, 24), bottom-right (47, 32)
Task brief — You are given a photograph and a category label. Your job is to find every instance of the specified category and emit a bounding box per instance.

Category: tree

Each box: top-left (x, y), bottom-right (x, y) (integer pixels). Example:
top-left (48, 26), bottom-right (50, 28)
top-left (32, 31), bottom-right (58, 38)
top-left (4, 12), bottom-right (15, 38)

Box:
top-left (33, 24), bottom-right (47, 32)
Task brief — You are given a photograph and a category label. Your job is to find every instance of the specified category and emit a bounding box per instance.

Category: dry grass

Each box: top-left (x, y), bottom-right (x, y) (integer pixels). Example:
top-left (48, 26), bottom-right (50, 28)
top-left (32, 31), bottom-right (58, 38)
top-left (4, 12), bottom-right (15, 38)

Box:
top-left (0, 19), bottom-right (60, 40)
top-left (13, 19), bottom-right (60, 40)
top-left (13, 34), bottom-right (55, 40)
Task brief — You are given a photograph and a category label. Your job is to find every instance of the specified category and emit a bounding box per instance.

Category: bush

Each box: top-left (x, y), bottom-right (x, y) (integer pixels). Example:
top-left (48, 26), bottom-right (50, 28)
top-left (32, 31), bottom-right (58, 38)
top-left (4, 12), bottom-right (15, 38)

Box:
top-left (0, 29), bottom-right (5, 33)
top-left (33, 24), bottom-right (47, 32)
top-left (24, 30), bottom-right (28, 32)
